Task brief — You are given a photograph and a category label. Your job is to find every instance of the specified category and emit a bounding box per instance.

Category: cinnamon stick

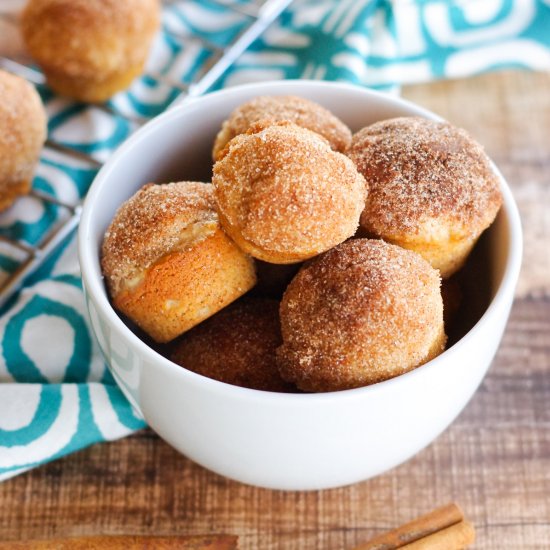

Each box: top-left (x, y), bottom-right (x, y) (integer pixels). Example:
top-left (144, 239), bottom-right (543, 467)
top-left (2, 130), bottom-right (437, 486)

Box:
top-left (0, 534), bottom-right (239, 549)
top-left (401, 520), bottom-right (475, 549)
top-left (353, 503), bottom-right (467, 549)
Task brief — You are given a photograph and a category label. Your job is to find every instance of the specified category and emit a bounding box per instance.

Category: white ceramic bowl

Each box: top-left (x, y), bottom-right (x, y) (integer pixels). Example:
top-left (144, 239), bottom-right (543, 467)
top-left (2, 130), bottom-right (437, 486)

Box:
top-left (78, 80), bottom-right (522, 490)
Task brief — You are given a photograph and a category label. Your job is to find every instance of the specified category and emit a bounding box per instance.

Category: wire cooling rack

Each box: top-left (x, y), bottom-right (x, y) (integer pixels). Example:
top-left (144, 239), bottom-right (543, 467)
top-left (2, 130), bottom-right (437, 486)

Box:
top-left (0, 0), bottom-right (292, 308)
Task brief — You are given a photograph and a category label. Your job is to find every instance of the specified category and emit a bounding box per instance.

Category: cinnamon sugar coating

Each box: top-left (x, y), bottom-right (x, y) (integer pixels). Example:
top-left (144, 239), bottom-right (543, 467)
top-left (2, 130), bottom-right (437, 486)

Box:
top-left (0, 70), bottom-right (47, 212)
top-left (348, 117), bottom-right (502, 278)
top-left (171, 298), bottom-right (294, 392)
top-left (101, 182), bottom-right (256, 343)
top-left (277, 239), bottom-right (446, 392)
top-left (212, 95), bottom-right (352, 159)
top-left (21, 0), bottom-right (160, 102)
top-left (102, 182), bottom-right (217, 297)
top-left (213, 122), bottom-right (367, 264)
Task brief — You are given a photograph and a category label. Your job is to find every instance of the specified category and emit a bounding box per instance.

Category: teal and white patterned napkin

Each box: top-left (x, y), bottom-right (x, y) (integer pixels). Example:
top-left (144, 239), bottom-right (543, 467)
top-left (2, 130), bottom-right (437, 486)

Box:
top-left (1, 0), bottom-right (550, 481)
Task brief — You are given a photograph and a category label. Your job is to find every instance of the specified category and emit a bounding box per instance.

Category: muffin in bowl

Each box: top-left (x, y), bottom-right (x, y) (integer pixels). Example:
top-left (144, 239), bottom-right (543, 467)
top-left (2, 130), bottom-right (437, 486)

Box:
top-left (79, 80), bottom-right (522, 490)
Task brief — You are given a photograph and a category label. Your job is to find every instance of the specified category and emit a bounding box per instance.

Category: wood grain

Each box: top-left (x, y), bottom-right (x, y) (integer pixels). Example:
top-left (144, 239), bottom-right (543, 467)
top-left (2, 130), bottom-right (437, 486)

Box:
top-left (0, 535), bottom-right (238, 549)
top-left (1, 298), bottom-right (548, 549)
top-left (0, 72), bottom-right (549, 549)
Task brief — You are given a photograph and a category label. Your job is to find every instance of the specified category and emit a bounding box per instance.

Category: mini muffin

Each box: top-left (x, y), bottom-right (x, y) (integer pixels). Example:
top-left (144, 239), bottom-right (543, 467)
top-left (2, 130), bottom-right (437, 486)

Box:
top-left (171, 298), bottom-right (293, 392)
top-left (21, 0), bottom-right (160, 102)
top-left (277, 239), bottom-right (446, 392)
top-left (348, 117), bottom-right (503, 278)
top-left (212, 95), bottom-right (352, 159)
top-left (213, 122), bottom-right (367, 264)
top-left (0, 69), bottom-right (47, 211)
top-left (101, 182), bottom-right (256, 343)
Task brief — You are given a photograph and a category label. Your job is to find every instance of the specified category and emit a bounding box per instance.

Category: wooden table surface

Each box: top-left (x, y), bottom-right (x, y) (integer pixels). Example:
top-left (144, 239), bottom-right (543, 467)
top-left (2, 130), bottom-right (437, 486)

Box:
top-left (0, 70), bottom-right (549, 549)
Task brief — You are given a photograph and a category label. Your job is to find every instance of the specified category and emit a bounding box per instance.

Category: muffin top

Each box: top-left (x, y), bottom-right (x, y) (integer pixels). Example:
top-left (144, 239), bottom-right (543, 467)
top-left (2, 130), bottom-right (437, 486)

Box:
top-left (348, 117), bottom-right (502, 240)
top-left (213, 95), bottom-right (352, 159)
top-left (213, 121), bottom-right (367, 263)
top-left (277, 239), bottom-right (445, 391)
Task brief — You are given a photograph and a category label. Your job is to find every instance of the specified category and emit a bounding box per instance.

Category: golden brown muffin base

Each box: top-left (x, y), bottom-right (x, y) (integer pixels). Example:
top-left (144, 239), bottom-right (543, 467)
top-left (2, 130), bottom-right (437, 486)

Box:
top-left (0, 178), bottom-right (32, 212)
top-left (384, 232), bottom-right (478, 279)
top-left (42, 64), bottom-right (144, 103)
top-left (113, 227), bottom-right (256, 343)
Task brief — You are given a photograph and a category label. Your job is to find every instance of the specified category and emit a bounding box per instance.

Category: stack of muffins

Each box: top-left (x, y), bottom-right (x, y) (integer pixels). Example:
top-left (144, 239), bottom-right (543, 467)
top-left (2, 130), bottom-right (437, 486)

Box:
top-left (101, 95), bottom-right (503, 393)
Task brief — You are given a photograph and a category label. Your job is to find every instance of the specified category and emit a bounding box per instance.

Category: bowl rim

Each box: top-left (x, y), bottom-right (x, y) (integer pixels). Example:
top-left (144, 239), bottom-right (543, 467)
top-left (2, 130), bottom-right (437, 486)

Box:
top-left (78, 79), bottom-right (523, 404)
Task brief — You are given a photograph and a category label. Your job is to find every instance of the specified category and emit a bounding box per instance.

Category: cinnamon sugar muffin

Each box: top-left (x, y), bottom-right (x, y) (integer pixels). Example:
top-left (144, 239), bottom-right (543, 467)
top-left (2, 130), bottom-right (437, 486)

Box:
top-left (171, 297), bottom-right (293, 392)
top-left (21, 0), bottom-right (160, 102)
top-left (101, 182), bottom-right (256, 343)
top-left (277, 239), bottom-right (446, 392)
top-left (0, 69), bottom-right (47, 211)
top-left (212, 95), bottom-right (352, 159)
top-left (348, 117), bottom-right (502, 278)
top-left (213, 122), bottom-right (367, 264)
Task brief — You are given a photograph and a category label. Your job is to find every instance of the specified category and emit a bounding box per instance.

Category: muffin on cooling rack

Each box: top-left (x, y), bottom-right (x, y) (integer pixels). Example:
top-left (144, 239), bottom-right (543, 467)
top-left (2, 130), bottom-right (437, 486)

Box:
top-left (0, 69), bottom-right (47, 211)
top-left (21, 0), bottom-right (160, 102)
